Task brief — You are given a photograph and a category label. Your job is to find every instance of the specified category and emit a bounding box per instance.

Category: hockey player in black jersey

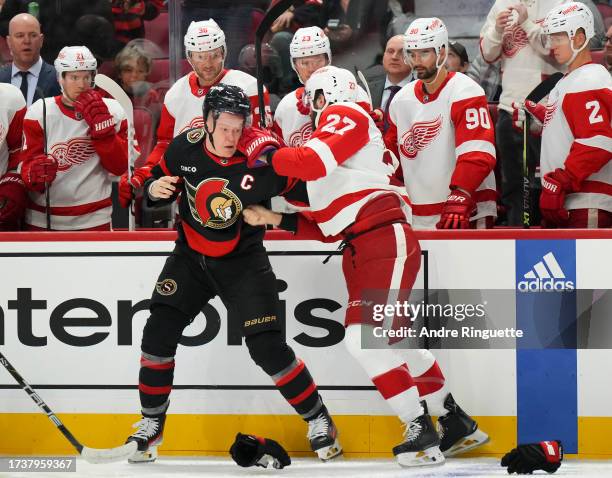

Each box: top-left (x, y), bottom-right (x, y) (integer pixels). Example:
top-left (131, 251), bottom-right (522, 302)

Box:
top-left (124, 84), bottom-right (341, 463)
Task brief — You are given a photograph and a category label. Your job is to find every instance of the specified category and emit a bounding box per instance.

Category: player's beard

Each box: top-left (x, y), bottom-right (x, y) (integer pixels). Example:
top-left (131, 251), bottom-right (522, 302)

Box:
top-left (415, 64), bottom-right (438, 81)
top-left (193, 62), bottom-right (224, 86)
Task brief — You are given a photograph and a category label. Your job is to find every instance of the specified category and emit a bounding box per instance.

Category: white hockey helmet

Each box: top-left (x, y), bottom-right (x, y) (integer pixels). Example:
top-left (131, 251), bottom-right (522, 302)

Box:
top-left (305, 66), bottom-right (357, 126)
top-left (54, 46), bottom-right (97, 74)
top-left (184, 19), bottom-right (226, 55)
top-left (290, 27), bottom-right (332, 77)
top-left (403, 17), bottom-right (448, 66)
top-left (542, 2), bottom-right (594, 63)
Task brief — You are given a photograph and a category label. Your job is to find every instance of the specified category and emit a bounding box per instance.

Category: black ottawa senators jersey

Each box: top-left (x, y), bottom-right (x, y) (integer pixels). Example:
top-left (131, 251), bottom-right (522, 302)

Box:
top-left (150, 127), bottom-right (296, 257)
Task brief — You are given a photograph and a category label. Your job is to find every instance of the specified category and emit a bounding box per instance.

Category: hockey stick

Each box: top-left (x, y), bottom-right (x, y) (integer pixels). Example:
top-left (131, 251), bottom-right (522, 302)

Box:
top-left (255, 0), bottom-right (294, 128)
top-left (521, 72), bottom-right (563, 228)
top-left (0, 351), bottom-right (137, 463)
top-left (94, 74), bottom-right (136, 231)
top-left (356, 70), bottom-right (373, 106)
top-left (35, 87), bottom-right (51, 230)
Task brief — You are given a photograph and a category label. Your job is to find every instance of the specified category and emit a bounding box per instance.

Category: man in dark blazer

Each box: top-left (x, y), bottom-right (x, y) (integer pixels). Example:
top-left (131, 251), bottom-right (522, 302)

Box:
top-left (0, 13), bottom-right (60, 106)
top-left (365, 34), bottom-right (414, 132)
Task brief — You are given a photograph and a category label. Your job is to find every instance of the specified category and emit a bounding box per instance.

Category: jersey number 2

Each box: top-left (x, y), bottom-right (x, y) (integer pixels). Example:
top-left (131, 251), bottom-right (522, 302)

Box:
top-left (321, 114), bottom-right (357, 135)
top-left (586, 101), bottom-right (603, 124)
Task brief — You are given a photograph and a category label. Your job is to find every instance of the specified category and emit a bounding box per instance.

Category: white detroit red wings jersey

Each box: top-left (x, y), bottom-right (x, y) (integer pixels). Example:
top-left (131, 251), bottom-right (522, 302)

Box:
top-left (145, 69), bottom-right (270, 168)
top-left (21, 96), bottom-right (128, 229)
top-left (479, 0), bottom-right (564, 113)
top-left (0, 83), bottom-right (26, 175)
top-left (273, 85), bottom-right (371, 147)
top-left (271, 102), bottom-right (409, 236)
top-left (541, 63), bottom-right (612, 213)
top-left (386, 72), bottom-right (497, 230)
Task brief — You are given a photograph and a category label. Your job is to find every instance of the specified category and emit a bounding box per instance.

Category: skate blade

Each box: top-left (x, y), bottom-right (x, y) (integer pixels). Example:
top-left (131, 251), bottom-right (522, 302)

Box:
top-left (396, 445), bottom-right (445, 468)
top-left (443, 428), bottom-right (490, 457)
top-left (128, 445), bottom-right (158, 463)
top-left (315, 439), bottom-right (343, 461)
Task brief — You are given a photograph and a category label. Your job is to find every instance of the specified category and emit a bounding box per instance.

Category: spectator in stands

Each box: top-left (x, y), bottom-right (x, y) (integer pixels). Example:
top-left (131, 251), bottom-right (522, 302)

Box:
top-left (181, 0), bottom-right (263, 68)
top-left (238, 43), bottom-right (283, 111)
top-left (269, 0), bottom-right (324, 94)
top-left (0, 0), bottom-right (116, 63)
top-left (386, 0), bottom-right (416, 39)
top-left (446, 40), bottom-right (469, 73)
top-left (606, 25), bottom-right (612, 72)
top-left (365, 34), bottom-right (414, 132)
top-left (480, 0), bottom-right (565, 226)
top-left (320, 0), bottom-right (383, 52)
top-left (115, 40), bottom-right (161, 113)
top-left (466, 54), bottom-right (502, 102)
top-left (0, 13), bottom-right (60, 106)
top-left (111, 0), bottom-right (164, 50)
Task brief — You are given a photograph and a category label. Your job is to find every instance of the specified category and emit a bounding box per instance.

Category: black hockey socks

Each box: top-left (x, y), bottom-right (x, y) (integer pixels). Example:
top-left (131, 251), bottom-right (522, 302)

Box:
top-left (139, 352), bottom-right (174, 414)
top-left (246, 331), bottom-right (322, 420)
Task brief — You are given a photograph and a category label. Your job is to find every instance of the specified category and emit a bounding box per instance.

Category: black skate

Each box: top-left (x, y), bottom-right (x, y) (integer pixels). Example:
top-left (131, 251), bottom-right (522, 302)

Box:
top-left (126, 413), bottom-right (166, 463)
top-left (437, 393), bottom-right (489, 457)
top-left (306, 406), bottom-right (342, 461)
top-left (393, 403), bottom-right (445, 467)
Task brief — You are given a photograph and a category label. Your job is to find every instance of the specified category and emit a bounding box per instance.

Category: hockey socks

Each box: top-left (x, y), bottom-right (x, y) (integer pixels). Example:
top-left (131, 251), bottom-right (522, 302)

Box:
top-left (138, 352), bottom-right (174, 415)
top-left (272, 358), bottom-right (322, 419)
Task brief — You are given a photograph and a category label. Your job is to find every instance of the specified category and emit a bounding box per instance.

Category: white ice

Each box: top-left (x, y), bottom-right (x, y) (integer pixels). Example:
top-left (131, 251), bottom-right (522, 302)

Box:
top-left (3, 457), bottom-right (612, 478)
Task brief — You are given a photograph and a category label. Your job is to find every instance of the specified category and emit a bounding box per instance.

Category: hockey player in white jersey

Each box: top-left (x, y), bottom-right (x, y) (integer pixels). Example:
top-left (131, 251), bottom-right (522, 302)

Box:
top-left (19, 46), bottom-right (128, 230)
top-left (385, 17), bottom-right (498, 231)
top-left (118, 18), bottom-right (271, 208)
top-left (515, 2), bottom-right (611, 228)
top-left (0, 83), bottom-right (27, 230)
top-left (242, 65), bottom-right (490, 467)
top-left (272, 26), bottom-right (371, 148)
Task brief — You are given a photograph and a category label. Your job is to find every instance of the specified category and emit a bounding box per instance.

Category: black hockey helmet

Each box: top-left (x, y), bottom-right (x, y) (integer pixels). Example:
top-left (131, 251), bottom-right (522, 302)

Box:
top-left (203, 84), bottom-right (251, 124)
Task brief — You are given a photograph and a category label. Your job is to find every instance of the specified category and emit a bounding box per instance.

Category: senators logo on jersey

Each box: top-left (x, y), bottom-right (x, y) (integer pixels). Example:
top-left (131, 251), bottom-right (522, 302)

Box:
top-left (185, 177), bottom-right (243, 229)
top-left (50, 138), bottom-right (96, 171)
top-left (400, 115), bottom-right (443, 159)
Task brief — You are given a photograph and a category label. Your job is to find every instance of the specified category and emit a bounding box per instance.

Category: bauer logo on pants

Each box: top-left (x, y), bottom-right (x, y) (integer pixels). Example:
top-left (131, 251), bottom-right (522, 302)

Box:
top-left (156, 279), bottom-right (177, 296)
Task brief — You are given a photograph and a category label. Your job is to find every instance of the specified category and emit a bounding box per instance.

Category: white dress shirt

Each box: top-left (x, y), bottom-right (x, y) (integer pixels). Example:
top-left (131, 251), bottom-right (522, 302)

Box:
top-left (381, 73), bottom-right (413, 110)
top-left (10, 57), bottom-right (43, 107)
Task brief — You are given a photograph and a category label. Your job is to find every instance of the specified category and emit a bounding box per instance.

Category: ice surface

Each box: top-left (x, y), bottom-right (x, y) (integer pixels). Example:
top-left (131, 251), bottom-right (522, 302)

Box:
top-left (3, 457), bottom-right (612, 478)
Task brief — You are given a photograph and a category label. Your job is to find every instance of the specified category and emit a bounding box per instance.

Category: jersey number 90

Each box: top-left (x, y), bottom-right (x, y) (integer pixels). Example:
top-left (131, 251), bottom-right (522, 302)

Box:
top-left (465, 107), bottom-right (491, 130)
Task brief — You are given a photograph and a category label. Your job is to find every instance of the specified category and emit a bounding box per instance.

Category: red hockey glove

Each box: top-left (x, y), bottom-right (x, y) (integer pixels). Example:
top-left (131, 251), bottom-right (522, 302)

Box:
top-left (21, 154), bottom-right (58, 192)
top-left (369, 108), bottom-right (384, 132)
top-left (540, 168), bottom-right (576, 227)
top-left (118, 166), bottom-right (152, 208)
top-left (436, 189), bottom-right (476, 229)
top-left (0, 172), bottom-right (27, 227)
top-left (296, 89), bottom-right (311, 116)
top-left (524, 100), bottom-right (546, 123)
top-left (501, 440), bottom-right (562, 474)
top-left (238, 126), bottom-right (281, 168)
top-left (74, 89), bottom-right (115, 140)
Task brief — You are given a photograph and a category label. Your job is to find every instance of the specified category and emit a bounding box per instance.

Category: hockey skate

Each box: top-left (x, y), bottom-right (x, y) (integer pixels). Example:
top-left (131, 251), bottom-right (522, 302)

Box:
top-left (437, 393), bottom-right (489, 457)
top-left (307, 406), bottom-right (342, 461)
top-left (126, 413), bottom-right (166, 463)
top-left (393, 403), bottom-right (445, 468)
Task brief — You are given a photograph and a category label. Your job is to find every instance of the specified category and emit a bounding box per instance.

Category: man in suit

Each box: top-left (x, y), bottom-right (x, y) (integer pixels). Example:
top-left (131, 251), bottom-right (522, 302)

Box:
top-left (0, 13), bottom-right (60, 106)
top-left (367, 34), bottom-right (414, 132)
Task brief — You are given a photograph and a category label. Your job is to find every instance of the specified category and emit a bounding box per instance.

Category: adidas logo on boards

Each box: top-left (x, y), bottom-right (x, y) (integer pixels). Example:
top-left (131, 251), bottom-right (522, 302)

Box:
top-left (518, 252), bottom-right (575, 292)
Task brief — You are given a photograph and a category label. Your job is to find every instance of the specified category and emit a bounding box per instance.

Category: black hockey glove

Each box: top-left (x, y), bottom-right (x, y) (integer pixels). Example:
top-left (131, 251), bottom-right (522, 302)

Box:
top-left (501, 440), bottom-right (563, 474)
top-left (229, 433), bottom-right (291, 469)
